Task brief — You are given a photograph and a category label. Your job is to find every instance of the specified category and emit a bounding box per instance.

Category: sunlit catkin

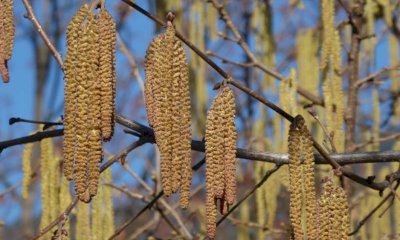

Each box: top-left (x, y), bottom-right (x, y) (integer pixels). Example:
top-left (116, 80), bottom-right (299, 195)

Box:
top-left (0, 0), bottom-right (15, 83)
top-left (22, 143), bottom-right (33, 199)
top-left (76, 201), bottom-right (91, 239)
top-left (74, 12), bottom-right (95, 203)
top-left (144, 20), bottom-right (192, 200)
top-left (288, 119), bottom-right (303, 239)
top-left (205, 85), bottom-right (237, 239)
top-left (144, 37), bottom-right (160, 128)
top-left (98, 9), bottom-right (116, 141)
top-left (222, 86), bottom-right (237, 204)
top-left (320, 0), bottom-right (335, 70)
top-left (40, 138), bottom-right (53, 233)
top-left (205, 91), bottom-right (225, 199)
top-left (87, 13), bottom-right (102, 197)
top-left (319, 179), bottom-right (350, 240)
top-left (298, 118), bottom-right (317, 239)
top-left (174, 37), bottom-right (192, 209)
top-left (63, 4), bottom-right (89, 181)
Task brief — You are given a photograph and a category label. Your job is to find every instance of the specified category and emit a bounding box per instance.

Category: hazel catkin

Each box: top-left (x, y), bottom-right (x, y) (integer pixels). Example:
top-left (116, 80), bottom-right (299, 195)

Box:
top-left (318, 179), bottom-right (350, 240)
top-left (288, 119), bottom-right (303, 239)
top-left (73, 12), bottom-right (96, 203)
top-left (0, 0), bottom-right (15, 83)
top-left (98, 9), bottom-right (116, 142)
top-left (144, 21), bottom-right (192, 202)
top-left (63, 4), bottom-right (89, 181)
top-left (87, 13), bottom-right (102, 197)
top-left (205, 85), bottom-right (237, 239)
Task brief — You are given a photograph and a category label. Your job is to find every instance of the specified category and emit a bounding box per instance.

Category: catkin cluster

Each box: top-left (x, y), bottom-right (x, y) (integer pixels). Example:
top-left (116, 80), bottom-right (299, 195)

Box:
top-left (0, 0), bottom-right (15, 83)
top-left (318, 179), bottom-right (350, 240)
top-left (144, 21), bottom-right (192, 208)
top-left (63, 5), bottom-right (116, 202)
top-left (205, 85), bottom-right (237, 239)
top-left (288, 115), bottom-right (317, 240)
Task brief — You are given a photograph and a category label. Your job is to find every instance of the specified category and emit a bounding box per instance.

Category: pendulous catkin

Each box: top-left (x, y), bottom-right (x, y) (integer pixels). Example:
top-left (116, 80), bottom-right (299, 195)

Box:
top-left (98, 8), bottom-right (116, 142)
top-left (318, 179), bottom-right (350, 240)
top-left (87, 12), bottom-right (102, 197)
top-left (22, 142), bottom-right (33, 199)
top-left (144, 20), bottom-right (192, 206)
top-left (63, 5), bottom-right (117, 202)
top-left (288, 115), bottom-right (317, 240)
top-left (63, 4), bottom-right (89, 181)
top-left (0, 0), bottom-right (15, 83)
top-left (205, 84), bottom-right (237, 239)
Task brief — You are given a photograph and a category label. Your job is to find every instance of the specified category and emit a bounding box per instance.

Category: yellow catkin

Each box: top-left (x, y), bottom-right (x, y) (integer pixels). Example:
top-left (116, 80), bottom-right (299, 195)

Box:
top-left (222, 86), bottom-right (237, 204)
top-left (103, 168), bottom-right (115, 237)
top-left (298, 118), bottom-right (317, 239)
top-left (0, 0), bottom-right (14, 83)
top-left (87, 12), bottom-right (102, 197)
top-left (74, 12), bottom-right (95, 203)
top-left (320, 0), bottom-right (335, 70)
top-left (175, 38), bottom-right (192, 209)
top-left (205, 91), bottom-right (225, 199)
top-left (98, 9), bottom-right (116, 142)
top-left (76, 201), bottom-right (90, 240)
top-left (319, 179), bottom-right (350, 240)
top-left (0, 2), bottom-right (6, 82)
top-left (49, 157), bottom-right (60, 221)
top-left (92, 184), bottom-right (103, 240)
top-left (2, 0), bottom-right (14, 59)
top-left (144, 37), bottom-right (160, 128)
top-left (63, 4), bottom-right (89, 181)
top-left (288, 119), bottom-right (304, 239)
top-left (322, 29), bottom-right (344, 152)
top-left (170, 30), bottom-right (184, 193)
top-left (92, 168), bottom-right (114, 240)
top-left (145, 22), bottom-right (192, 200)
top-left (59, 176), bottom-right (71, 239)
top-left (156, 24), bottom-right (174, 196)
top-left (207, 4), bottom-right (218, 41)
top-left (206, 193), bottom-right (217, 239)
top-left (205, 85), bottom-right (237, 239)
top-left (39, 138), bottom-right (53, 234)
top-left (22, 143), bottom-right (33, 199)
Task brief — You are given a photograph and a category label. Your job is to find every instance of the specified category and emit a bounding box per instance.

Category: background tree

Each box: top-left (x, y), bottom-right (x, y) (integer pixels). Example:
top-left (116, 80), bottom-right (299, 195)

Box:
top-left (0, 0), bottom-right (399, 239)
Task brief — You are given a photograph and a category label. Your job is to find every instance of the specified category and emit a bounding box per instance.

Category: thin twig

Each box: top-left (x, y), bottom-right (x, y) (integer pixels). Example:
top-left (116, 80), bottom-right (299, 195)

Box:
top-left (355, 65), bottom-right (400, 88)
top-left (349, 182), bottom-right (400, 235)
top-left (21, 0), bottom-right (64, 69)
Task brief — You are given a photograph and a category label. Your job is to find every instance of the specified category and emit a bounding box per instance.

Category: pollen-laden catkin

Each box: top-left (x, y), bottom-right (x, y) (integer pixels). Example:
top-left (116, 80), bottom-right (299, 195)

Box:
top-left (204, 85), bottom-right (237, 238)
top-left (0, 0), bottom-right (15, 82)
top-left (87, 13), bottom-right (102, 197)
top-left (98, 9), bottom-right (116, 142)
top-left (318, 179), bottom-right (350, 240)
top-left (175, 44), bottom-right (192, 208)
top-left (288, 119), bottom-right (303, 239)
top-left (152, 26), bottom-right (175, 196)
top-left (63, 4), bottom-right (89, 181)
top-left (170, 31), bottom-right (184, 193)
top-left (297, 117), bottom-right (317, 239)
top-left (1, 0), bottom-right (14, 59)
top-left (222, 86), bottom-right (237, 205)
top-left (145, 22), bottom-right (192, 201)
top-left (205, 91), bottom-right (225, 199)
top-left (40, 138), bottom-right (53, 232)
top-left (22, 143), bottom-right (33, 199)
top-left (74, 12), bottom-right (95, 203)
top-left (206, 185), bottom-right (217, 239)
top-left (144, 37), bottom-right (160, 128)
